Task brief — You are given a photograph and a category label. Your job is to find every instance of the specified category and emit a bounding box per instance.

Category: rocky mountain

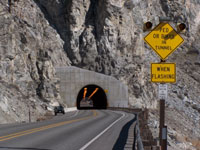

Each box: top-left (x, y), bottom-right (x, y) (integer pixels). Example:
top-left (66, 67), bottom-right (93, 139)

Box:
top-left (0, 0), bottom-right (71, 122)
top-left (0, 0), bottom-right (200, 149)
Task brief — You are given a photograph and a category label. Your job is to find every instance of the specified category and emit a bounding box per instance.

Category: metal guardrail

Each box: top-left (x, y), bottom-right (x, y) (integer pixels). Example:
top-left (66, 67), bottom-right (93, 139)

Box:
top-left (108, 107), bottom-right (161, 150)
top-left (134, 113), bottom-right (144, 150)
top-left (108, 107), bottom-right (144, 150)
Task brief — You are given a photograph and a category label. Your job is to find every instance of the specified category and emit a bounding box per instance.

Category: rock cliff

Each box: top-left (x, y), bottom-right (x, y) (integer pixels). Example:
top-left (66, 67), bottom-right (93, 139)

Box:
top-left (0, 0), bottom-right (70, 122)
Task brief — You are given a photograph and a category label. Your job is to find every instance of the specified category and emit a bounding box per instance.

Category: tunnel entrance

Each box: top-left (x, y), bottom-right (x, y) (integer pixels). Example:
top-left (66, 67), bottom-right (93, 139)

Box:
top-left (77, 85), bottom-right (107, 109)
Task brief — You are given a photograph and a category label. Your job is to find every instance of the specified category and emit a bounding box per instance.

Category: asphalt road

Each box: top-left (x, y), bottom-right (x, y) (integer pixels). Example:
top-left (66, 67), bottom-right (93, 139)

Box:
top-left (0, 110), bottom-right (136, 150)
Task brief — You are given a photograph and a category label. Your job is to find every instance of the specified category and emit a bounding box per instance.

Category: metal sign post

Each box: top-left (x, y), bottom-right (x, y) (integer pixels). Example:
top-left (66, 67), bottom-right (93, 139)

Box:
top-left (159, 99), bottom-right (165, 147)
top-left (158, 60), bottom-right (168, 149)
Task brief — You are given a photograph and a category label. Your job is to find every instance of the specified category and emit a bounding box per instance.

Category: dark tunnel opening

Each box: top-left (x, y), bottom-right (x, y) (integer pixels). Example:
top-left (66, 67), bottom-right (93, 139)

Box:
top-left (77, 85), bottom-right (107, 109)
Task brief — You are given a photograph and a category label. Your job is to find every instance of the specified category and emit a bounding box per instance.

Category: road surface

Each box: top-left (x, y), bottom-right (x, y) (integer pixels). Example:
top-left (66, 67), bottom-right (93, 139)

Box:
top-left (0, 110), bottom-right (136, 150)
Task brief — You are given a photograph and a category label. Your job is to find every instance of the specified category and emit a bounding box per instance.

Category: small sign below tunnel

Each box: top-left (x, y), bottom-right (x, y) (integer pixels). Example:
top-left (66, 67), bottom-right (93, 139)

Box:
top-left (80, 97), bottom-right (94, 107)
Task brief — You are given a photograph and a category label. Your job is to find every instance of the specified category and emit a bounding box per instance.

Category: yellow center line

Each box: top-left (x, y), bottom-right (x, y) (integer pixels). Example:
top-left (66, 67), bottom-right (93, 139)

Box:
top-left (0, 110), bottom-right (97, 142)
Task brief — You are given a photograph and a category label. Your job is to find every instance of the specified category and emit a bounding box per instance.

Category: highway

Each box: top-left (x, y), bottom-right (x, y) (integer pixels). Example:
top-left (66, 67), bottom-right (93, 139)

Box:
top-left (0, 110), bottom-right (136, 150)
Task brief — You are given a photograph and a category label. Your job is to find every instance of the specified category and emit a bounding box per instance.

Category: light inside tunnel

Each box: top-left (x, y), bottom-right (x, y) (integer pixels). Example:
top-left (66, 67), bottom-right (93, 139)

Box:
top-left (77, 85), bottom-right (107, 109)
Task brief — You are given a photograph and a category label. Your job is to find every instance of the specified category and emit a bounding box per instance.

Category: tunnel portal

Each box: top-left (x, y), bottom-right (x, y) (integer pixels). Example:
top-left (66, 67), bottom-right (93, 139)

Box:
top-left (56, 66), bottom-right (129, 108)
top-left (77, 85), bottom-right (107, 109)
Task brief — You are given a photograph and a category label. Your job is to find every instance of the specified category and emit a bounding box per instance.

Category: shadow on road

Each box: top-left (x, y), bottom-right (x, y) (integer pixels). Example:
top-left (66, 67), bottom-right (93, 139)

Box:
top-left (112, 115), bottom-right (137, 150)
top-left (0, 147), bottom-right (51, 150)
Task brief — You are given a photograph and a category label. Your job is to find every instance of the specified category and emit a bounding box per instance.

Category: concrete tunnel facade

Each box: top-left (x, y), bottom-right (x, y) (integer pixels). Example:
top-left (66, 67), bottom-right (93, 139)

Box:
top-left (56, 66), bottom-right (129, 108)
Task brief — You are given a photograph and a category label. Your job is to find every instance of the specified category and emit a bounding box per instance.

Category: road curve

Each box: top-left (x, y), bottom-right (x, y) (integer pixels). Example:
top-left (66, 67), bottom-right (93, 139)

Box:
top-left (0, 110), bottom-right (136, 150)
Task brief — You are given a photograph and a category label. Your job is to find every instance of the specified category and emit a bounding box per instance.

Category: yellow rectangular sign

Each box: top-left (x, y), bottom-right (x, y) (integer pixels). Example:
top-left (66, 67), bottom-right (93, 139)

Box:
top-left (151, 63), bottom-right (176, 83)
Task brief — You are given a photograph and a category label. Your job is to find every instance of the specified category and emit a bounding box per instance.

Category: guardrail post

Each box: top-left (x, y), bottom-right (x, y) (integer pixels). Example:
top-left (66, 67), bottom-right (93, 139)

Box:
top-left (29, 106), bottom-right (31, 123)
top-left (135, 113), bottom-right (144, 150)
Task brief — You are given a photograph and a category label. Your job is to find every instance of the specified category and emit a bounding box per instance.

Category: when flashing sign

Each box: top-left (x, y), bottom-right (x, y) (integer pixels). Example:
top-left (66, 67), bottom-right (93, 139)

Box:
top-left (151, 63), bottom-right (176, 83)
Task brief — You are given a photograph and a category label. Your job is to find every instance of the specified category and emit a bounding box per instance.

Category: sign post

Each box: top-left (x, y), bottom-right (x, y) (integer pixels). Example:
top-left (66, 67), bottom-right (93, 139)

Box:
top-left (144, 20), bottom-right (184, 150)
top-left (159, 99), bottom-right (165, 146)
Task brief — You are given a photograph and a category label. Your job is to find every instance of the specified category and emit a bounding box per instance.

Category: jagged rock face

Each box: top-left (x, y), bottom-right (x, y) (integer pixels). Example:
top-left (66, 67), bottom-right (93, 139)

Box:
top-left (0, 0), bottom-right (70, 123)
top-left (35, 0), bottom-right (200, 149)
top-left (35, 0), bottom-right (200, 107)
top-left (35, 0), bottom-right (154, 107)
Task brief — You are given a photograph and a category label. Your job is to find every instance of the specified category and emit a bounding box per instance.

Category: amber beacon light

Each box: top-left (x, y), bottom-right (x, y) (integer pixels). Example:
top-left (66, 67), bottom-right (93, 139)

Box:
top-left (143, 21), bottom-right (153, 31)
top-left (177, 23), bottom-right (186, 33)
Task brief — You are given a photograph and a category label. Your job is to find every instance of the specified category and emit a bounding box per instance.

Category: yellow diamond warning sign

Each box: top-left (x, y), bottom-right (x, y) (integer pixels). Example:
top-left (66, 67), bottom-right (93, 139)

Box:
top-left (151, 63), bottom-right (176, 83)
top-left (144, 23), bottom-right (184, 60)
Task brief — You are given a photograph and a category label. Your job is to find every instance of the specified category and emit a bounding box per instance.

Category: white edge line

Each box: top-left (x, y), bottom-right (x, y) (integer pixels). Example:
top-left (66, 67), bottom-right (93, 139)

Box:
top-left (79, 111), bottom-right (125, 150)
top-left (69, 110), bottom-right (79, 118)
